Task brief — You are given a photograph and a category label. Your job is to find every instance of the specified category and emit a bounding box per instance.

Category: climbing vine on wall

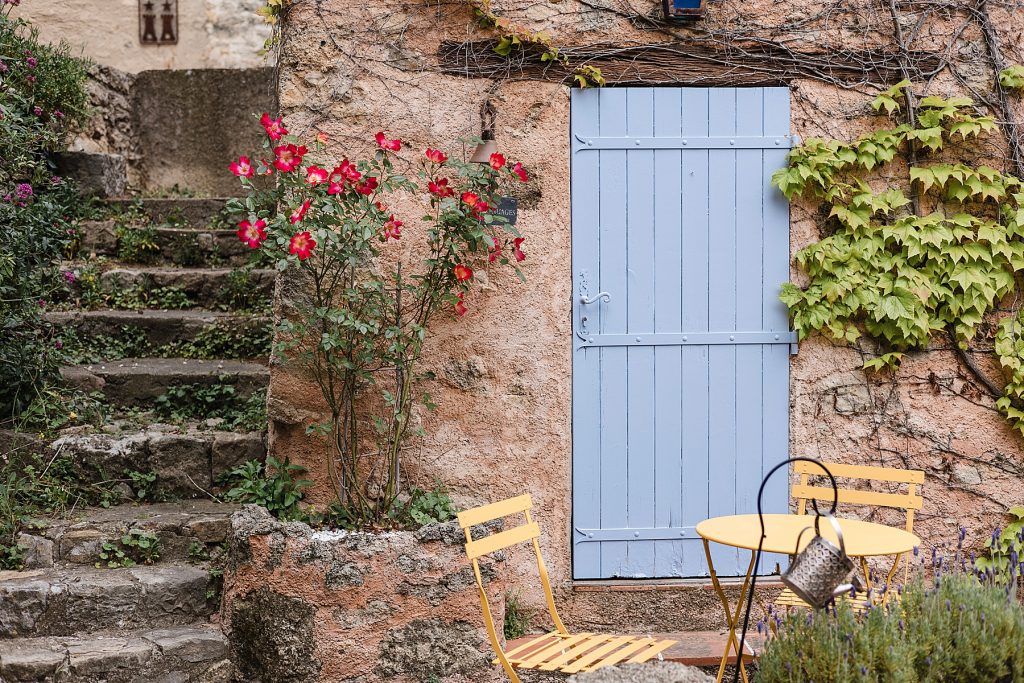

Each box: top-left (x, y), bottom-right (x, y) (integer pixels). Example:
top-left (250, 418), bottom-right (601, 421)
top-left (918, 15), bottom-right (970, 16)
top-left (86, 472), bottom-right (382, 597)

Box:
top-left (468, 0), bottom-right (605, 87)
top-left (774, 80), bottom-right (1024, 436)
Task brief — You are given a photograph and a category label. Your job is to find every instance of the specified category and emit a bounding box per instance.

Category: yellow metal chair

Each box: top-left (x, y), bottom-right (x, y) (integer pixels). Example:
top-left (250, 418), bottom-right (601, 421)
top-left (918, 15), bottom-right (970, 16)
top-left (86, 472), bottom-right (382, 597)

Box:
top-left (775, 461), bottom-right (925, 611)
top-left (458, 494), bottom-right (677, 681)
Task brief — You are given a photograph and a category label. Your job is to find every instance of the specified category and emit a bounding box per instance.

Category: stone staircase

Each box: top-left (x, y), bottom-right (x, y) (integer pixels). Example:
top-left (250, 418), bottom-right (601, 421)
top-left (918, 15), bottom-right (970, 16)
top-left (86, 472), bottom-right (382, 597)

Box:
top-left (0, 197), bottom-right (273, 682)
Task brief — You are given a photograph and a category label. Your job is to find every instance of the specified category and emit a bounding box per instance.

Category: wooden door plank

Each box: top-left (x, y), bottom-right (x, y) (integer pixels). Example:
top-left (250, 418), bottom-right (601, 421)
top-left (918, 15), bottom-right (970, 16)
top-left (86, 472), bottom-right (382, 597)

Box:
top-left (625, 87), bottom-right (657, 577)
top-left (571, 88), bottom-right (604, 579)
top-left (679, 87), bottom-right (712, 577)
top-left (652, 87), bottom-right (685, 578)
top-left (706, 87), bottom-right (740, 575)
top-left (597, 87), bottom-right (630, 578)
top-left (734, 88), bottom-right (767, 573)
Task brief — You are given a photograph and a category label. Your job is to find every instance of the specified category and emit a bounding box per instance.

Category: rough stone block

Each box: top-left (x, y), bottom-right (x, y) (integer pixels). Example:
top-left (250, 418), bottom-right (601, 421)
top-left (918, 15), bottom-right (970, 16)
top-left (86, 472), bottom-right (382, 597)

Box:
top-left (0, 637), bottom-right (67, 680)
top-left (0, 575), bottom-right (50, 636)
top-left (211, 432), bottom-right (265, 478)
top-left (17, 534), bottom-right (54, 569)
top-left (60, 529), bottom-right (107, 565)
top-left (54, 151), bottom-right (127, 198)
top-left (144, 626), bottom-right (229, 664)
top-left (568, 662), bottom-right (714, 683)
top-left (67, 637), bottom-right (153, 676)
top-left (149, 434), bottom-right (213, 495)
top-left (79, 219), bottom-right (119, 255)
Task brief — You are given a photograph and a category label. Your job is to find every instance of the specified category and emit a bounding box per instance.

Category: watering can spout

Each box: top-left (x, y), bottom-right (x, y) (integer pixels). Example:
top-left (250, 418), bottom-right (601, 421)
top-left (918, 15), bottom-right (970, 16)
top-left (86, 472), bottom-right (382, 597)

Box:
top-left (832, 575), bottom-right (864, 600)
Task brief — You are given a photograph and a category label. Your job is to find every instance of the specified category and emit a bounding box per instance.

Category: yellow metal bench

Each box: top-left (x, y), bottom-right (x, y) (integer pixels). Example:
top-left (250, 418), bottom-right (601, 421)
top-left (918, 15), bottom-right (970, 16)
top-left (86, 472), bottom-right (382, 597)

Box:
top-left (775, 461), bottom-right (925, 611)
top-left (458, 494), bottom-right (677, 681)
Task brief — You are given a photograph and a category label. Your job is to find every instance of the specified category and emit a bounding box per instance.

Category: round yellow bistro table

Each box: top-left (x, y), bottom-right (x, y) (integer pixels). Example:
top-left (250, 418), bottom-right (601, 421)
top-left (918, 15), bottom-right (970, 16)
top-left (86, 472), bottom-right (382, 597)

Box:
top-left (695, 513), bottom-right (920, 683)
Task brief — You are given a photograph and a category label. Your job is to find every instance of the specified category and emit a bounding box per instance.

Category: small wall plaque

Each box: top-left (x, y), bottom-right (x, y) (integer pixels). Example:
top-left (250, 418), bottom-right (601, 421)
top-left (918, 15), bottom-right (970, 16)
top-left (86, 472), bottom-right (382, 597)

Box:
top-left (495, 196), bottom-right (518, 225)
top-left (140, 0), bottom-right (178, 45)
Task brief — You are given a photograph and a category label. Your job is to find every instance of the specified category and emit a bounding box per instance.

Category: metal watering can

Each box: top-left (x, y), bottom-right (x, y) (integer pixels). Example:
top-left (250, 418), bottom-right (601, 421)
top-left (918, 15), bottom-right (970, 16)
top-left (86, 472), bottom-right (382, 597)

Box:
top-left (782, 511), bottom-right (857, 608)
top-left (732, 457), bottom-right (855, 683)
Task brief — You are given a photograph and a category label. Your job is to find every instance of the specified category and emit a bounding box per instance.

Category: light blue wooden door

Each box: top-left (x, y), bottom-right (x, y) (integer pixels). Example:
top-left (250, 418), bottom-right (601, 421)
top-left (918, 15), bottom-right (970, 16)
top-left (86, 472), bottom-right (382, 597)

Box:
top-left (571, 87), bottom-right (795, 579)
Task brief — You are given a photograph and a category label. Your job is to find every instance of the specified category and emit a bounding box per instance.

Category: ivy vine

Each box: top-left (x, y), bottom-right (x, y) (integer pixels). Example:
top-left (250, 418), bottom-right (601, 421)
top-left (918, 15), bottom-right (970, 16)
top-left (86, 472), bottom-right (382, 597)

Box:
top-left (774, 80), bottom-right (1024, 435)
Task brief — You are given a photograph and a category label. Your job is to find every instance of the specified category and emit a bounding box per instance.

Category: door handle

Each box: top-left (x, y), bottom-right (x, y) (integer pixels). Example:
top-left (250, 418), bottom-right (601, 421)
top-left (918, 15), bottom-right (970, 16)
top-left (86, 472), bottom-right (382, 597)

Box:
top-left (579, 292), bottom-right (611, 305)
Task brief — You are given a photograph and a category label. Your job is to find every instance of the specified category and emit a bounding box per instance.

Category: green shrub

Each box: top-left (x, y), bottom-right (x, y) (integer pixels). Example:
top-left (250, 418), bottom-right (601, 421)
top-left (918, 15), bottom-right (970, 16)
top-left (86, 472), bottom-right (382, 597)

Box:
top-left (0, 10), bottom-right (90, 421)
top-left (758, 574), bottom-right (1024, 682)
top-left (504, 591), bottom-right (534, 640)
top-left (393, 483), bottom-right (459, 527)
top-left (221, 456), bottom-right (311, 521)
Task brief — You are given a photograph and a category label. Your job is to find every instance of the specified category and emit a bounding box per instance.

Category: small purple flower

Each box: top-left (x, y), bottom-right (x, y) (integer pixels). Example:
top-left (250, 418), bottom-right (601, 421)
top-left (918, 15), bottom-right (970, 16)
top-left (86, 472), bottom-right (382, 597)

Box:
top-left (51, 175), bottom-right (61, 184)
top-left (15, 183), bottom-right (33, 200)
top-left (54, 339), bottom-right (63, 350)
top-left (26, 57), bottom-right (37, 69)
top-left (37, 299), bottom-right (46, 307)
top-left (33, 106), bottom-right (42, 117)
top-left (0, 62), bottom-right (8, 73)
top-left (25, 75), bottom-right (35, 84)
top-left (63, 270), bottom-right (76, 284)
top-left (53, 110), bottom-right (64, 119)
top-left (860, 666), bottom-right (868, 675)
top-left (913, 545), bottom-right (919, 557)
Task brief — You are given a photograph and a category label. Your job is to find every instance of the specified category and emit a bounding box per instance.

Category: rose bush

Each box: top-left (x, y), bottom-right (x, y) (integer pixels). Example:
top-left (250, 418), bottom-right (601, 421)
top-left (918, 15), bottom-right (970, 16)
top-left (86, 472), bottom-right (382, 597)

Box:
top-left (228, 115), bottom-right (529, 526)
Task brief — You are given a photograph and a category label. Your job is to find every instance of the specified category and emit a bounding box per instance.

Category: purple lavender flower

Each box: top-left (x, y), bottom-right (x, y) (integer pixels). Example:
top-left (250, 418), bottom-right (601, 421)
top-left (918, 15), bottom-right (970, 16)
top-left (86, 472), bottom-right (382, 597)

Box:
top-left (15, 183), bottom-right (33, 200)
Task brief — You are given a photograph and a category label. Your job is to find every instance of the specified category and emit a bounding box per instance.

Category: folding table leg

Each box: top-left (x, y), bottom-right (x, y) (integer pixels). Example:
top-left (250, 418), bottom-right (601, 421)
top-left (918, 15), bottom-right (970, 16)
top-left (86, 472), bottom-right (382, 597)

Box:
top-left (703, 540), bottom-right (755, 683)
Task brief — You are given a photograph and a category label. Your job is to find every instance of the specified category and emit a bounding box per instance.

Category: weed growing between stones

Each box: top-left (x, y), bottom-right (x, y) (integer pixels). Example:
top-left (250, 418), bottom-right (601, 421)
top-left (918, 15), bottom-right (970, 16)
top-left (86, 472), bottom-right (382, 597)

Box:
top-left (115, 223), bottom-right (161, 264)
top-left (13, 385), bottom-right (107, 434)
top-left (96, 528), bottom-right (161, 568)
top-left (220, 455), bottom-right (311, 521)
top-left (391, 483), bottom-right (459, 527)
top-left (503, 591), bottom-right (534, 640)
top-left (217, 266), bottom-right (272, 313)
top-left (58, 321), bottom-right (272, 364)
top-left (0, 454), bottom-right (136, 569)
top-left (153, 384), bottom-right (267, 432)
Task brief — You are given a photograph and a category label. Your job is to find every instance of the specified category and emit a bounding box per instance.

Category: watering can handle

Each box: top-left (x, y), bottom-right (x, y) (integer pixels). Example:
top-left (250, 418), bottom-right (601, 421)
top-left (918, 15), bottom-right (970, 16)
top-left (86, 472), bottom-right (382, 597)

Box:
top-left (802, 512), bottom-right (847, 557)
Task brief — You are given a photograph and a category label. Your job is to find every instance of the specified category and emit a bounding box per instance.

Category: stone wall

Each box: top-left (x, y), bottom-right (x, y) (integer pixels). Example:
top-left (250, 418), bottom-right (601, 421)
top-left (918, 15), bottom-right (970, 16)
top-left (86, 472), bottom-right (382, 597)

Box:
top-left (221, 506), bottom-right (506, 683)
top-left (268, 0), bottom-right (1024, 630)
top-left (64, 65), bottom-right (275, 196)
top-left (12, 0), bottom-right (271, 73)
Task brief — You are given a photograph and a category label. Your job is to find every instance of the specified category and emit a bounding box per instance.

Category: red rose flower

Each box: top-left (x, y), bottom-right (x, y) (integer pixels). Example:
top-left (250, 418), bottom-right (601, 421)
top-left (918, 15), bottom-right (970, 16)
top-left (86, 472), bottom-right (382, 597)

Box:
top-left (375, 132), bottom-right (402, 152)
top-left (461, 192), bottom-right (479, 208)
top-left (306, 165), bottom-right (329, 185)
top-left (489, 152), bottom-right (506, 170)
top-left (488, 236), bottom-right (502, 263)
top-left (236, 219), bottom-right (268, 249)
top-left (332, 159), bottom-right (361, 184)
top-left (428, 178), bottom-right (453, 198)
top-left (316, 131), bottom-right (329, 144)
top-left (425, 148), bottom-right (448, 164)
top-left (289, 199), bottom-right (312, 224)
top-left (374, 201), bottom-right (388, 213)
top-left (513, 237), bottom-right (526, 262)
top-left (289, 231), bottom-right (316, 260)
top-left (512, 162), bottom-right (528, 183)
top-left (273, 144), bottom-right (307, 172)
top-left (230, 156), bottom-right (254, 179)
top-left (454, 292), bottom-right (467, 317)
top-left (355, 176), bottom-right (378, 195)
top-left (453, 264), bottom-right (473, 282)
top-left (383, 215), bottom-right (402, 240)
top-left (327, 181), bottom-right (345, 195)
top-left (261, 113), bottom-right (287, 141)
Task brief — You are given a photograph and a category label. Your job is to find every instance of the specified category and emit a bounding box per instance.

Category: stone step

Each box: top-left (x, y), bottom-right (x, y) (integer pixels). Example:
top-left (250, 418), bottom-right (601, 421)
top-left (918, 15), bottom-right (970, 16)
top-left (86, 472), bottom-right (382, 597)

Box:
top-left (44, 431), bottom-right (264, 500)
top-left (60, 358), bottom-right (269, 407)
top-left (0, 624), bottom-right (234, 682)
top-left (17, 502), bottom-right (244, 570)
top-left (46, 309), bottom-right (271, 358)
top-left (0, 565), bottom-right (217, 637)
top-left (105, 198), bottom-right (233, 229)
top-left (78, 220), bottom-right (253, 267)
top-left (98, 267), bottom-right (275, 310)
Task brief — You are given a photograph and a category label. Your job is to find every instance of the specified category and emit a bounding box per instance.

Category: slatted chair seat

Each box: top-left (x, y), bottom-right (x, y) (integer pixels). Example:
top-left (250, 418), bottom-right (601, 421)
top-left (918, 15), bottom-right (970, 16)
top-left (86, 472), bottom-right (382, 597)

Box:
top-left (458, 495), bottom-right (677, 681)
top-left (775, 461), bottom-right (924, 614)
